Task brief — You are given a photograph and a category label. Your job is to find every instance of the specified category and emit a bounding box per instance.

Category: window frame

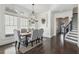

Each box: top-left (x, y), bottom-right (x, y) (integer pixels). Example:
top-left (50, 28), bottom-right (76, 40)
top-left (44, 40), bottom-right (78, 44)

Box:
top-left (5, 13), bottom-right (28, 36)
top-left (5, 14), bottom-right (18, 35)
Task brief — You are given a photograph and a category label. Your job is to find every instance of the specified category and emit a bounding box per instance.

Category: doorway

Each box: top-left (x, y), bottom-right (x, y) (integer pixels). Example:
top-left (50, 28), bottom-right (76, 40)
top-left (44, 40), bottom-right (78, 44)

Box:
top-left (56, 17), bottom-right (69, 35)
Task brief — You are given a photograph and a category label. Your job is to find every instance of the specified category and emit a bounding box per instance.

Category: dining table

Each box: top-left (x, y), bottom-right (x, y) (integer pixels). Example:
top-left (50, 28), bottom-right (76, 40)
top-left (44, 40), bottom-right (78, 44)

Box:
top-left (20, 32), bottom-right (31, 47)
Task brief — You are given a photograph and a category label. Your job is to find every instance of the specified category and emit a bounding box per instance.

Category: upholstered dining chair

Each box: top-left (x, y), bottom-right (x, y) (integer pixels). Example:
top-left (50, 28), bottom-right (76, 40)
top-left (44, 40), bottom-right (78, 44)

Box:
top-left (27, 29), bottom-right (38, 46)
top-left (37, 29), bottom-right (44, 41)
top-left (14, 29), bottom-right (26, 50)
top-left (21, 28), bottom-right (27, 33)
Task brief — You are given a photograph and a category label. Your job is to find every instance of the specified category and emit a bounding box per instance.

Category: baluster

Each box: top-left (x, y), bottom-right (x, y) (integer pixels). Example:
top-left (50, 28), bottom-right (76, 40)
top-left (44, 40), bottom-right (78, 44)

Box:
top-left (69, 23), bottom-right (70, 32)
top-left (71, 21), bottom-right (72, 31)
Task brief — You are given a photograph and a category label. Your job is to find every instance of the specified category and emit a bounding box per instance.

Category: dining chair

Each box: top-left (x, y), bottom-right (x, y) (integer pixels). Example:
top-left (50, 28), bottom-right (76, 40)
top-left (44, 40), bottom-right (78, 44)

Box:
top-left (27, 29), bottom-right (38, 46)
top-left (37, 29), bottom-right (44, 42)
top-left (14, 29), bottom-right (26, 50)
top-left (21, 28), bottom-right (27, 33)
top-left (20, 28), bottom-right (28, 39)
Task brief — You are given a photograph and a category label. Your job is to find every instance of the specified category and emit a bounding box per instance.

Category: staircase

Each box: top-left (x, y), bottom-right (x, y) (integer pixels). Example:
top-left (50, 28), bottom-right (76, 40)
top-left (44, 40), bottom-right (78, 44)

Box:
top-left (65, 13), bottom-right (78, 44)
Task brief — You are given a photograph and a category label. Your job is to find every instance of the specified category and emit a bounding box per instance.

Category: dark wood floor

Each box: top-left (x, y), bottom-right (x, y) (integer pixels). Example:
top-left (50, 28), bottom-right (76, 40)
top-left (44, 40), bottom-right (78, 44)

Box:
top-left (25, 35), bottom-right (79, 54)
top-left (0, 34), bottom-right (79, 54)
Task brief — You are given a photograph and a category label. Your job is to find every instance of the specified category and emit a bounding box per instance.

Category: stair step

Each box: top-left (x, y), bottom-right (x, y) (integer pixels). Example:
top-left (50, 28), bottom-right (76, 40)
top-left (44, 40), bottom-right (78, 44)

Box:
top-left (66, 37), bottom-right (78, 42)
top-left (72, 25), bottom-right (77, 26)
top-left (72, 28), bottom-right (78, 29)
top-left (72, 29), bottom-right (78, 30)
top-left (67, 35), bottom-right (78, 38)
top-left (72, 27), bottom-right (77, 28)
top-left (72, 29), bottom-right (78, 31)
top-left (72, 27), bottom-right (78, 28)
top-left (72, 27), bottom-right (78, 29)
top-left (69, 32), bottom-right (78, 35)
top-left (72, 24), bottom-right (77, 25)
top-left (71, 30), bottom-right (78, 32)
top-left (70, 31), bottom-right (78, 34)
top-left (65, 38), bottom-right (77, 44)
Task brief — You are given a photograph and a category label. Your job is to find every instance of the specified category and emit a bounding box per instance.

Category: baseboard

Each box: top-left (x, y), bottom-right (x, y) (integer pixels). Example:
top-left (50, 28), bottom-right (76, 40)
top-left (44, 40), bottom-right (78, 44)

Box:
top-left (0, 36), bottom-right (16, 46)
top-left (0, 39), bottom-right (16, 46)
top-left (0, 41), bottom-right (15, 47)
top-left (43, 35), bottom-right (56, 39)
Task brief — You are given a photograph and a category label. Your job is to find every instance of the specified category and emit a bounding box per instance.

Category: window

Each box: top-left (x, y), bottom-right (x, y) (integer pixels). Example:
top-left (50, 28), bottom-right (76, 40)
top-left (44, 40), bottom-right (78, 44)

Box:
top-left (5, 14), bottom-right (28, 35)
top-left (5, 14), bottom-right (17, 35)
top-left (20, 17), bottom-right (28, 28)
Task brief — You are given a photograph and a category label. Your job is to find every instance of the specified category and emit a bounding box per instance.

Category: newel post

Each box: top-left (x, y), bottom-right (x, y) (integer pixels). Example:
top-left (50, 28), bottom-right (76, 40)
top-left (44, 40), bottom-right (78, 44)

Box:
top-left (60, 24), bottom-right (65, 47)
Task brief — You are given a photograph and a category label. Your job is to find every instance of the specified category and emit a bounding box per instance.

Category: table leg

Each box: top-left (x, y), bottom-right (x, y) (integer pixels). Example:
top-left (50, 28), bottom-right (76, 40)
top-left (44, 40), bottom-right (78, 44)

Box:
top-left (25, 36), bottom-right (28, 47)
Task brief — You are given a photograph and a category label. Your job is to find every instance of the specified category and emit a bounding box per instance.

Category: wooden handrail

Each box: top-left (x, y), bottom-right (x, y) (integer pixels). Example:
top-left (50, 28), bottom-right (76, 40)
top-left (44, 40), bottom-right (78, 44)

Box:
top-left (65, 21), bottom-right (72, 29)
top-left (63, 20), bottom-right (72, 35)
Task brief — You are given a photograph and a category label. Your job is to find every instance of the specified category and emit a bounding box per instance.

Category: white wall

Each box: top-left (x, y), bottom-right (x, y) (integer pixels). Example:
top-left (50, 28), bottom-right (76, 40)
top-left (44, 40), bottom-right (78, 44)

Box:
top-left (77, 5), bottom-right (79, 47)
top-left (37, 10), bottom-right (55, 38)
top-left (0, 5), bottom-right (8, 45)
top-left (47, 11), bottom-right (52, 38)
top-left (50, 11), bottom-right (56, 37)
top-left (37, 11), bottom-right (50, 38)
top-left (0, 5), bottom-right (5, 40)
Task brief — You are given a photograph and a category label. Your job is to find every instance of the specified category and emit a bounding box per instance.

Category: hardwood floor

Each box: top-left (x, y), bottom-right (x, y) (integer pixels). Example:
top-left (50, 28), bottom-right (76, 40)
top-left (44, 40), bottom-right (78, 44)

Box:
top-left (0, 34), bottom-right (79, 54)
top-left (25, 35), bottom-right (79, 54)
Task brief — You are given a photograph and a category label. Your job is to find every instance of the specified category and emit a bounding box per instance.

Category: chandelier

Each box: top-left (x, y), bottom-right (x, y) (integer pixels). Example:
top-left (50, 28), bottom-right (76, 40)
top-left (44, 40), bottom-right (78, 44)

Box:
top-left (29, 4), bottom-right (38, 22)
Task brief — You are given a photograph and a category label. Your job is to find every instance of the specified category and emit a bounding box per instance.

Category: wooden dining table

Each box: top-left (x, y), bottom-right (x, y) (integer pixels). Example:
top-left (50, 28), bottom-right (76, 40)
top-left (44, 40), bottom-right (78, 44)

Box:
top-left (20, 32), bottom-right (31, 47)
top-left (20, 32), bottom-right (31, 36)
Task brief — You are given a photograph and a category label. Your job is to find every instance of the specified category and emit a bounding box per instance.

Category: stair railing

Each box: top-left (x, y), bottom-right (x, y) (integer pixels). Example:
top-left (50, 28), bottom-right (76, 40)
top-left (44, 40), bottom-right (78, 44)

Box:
top-left (60, 20), bottom-right (72, 42)
top-left (61, 20), bottom-right (72, 34)
top-left (64, 20), bottom-right (72, 34)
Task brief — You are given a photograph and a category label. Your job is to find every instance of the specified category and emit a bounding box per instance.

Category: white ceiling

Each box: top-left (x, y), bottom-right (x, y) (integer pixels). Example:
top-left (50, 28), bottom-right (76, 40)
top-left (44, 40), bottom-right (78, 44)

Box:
top-left (18, 4), bottom-right (77, 14)
top-left (18, 4), bottom-right (51, 14)
top-left (51, 4), bottom-right (77, 12)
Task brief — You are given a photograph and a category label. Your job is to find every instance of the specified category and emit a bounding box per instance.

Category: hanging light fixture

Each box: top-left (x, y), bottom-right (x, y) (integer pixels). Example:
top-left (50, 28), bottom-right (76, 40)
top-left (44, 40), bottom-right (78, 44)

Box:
top-left (29, 4), bottom-right (38, 22)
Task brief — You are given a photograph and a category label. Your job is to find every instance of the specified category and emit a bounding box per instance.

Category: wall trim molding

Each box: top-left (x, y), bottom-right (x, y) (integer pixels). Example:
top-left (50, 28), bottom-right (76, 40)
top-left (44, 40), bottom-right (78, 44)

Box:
top-left (43, 35), bottom-right (56, 39)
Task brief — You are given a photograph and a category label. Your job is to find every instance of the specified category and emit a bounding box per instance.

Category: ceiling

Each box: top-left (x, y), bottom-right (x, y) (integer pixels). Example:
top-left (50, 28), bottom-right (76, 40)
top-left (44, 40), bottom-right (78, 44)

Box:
top-left (18, 4), bottom-right (77, 14)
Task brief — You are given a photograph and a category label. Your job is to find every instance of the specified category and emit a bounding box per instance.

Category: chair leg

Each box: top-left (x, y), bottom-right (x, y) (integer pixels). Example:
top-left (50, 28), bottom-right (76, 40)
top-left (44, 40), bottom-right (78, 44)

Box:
top-left (39, 39), bottom-right (40, 43)
top-left (36, 40), bottom-right (38, 44)
top-left (31, 41), bottom-right (33, 46)
top-left (15, 41), bottom-right (17, 47)
top-left (38, 38), bottom-right (40, 43)
top-left (18, 42), bottom-right (20, 50)
top-left (41, 37), bottom-right (43, 41)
